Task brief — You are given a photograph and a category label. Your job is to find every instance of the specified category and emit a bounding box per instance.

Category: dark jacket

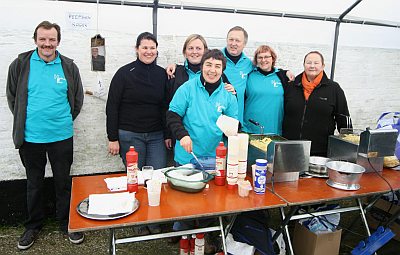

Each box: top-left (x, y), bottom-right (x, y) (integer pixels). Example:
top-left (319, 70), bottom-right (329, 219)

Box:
top-left (106, 59), bottom-right (168, 141)
top-left (6, 50), bottom-right (84, 149)
top-left (282, 71), bottom-right (350, 156)
top-left (167, 64), bottom-right (189, 103)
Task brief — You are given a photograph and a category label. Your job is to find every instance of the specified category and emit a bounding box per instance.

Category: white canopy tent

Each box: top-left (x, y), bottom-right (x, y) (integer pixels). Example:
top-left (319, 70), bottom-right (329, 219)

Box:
top-left (59, 0), bottom-right (400, 79)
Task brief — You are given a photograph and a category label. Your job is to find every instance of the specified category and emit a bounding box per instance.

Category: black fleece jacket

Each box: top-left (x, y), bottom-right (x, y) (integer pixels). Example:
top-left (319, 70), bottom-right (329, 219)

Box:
top-left (106, 59), bottom-right (168, 141)
top-left (282, 71), bottom-right (351, 156)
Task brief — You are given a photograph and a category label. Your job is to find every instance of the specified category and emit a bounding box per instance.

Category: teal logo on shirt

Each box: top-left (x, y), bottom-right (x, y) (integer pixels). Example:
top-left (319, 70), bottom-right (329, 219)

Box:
top-left (272, 80), bottom-right (282, 88)
top-left (54, 74), bottom-right (66, 84)
top-left (216, 102), bottom-right (226, 113)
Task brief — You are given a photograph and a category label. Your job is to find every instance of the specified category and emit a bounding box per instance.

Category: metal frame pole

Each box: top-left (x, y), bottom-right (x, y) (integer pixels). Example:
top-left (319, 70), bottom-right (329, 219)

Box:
top-left (330, 0), bottom-right (363, 80)
top-left (152, 0), bottom-right (158, 37)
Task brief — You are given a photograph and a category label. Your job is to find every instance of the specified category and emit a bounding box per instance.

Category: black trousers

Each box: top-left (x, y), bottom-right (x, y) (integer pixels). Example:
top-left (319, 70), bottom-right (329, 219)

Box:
top-left (19, 137), bottom-right (73, 232)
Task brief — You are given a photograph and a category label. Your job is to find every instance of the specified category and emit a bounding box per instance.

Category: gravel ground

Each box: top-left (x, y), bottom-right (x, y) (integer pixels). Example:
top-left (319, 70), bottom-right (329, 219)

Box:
top-left (0, 221), bottom-right (179, 255)
top-left (1, 203), bottom-right (398, 254)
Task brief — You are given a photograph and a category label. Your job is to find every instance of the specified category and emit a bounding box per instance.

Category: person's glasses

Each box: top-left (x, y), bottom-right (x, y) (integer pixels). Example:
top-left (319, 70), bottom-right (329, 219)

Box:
top-left (257, 55), bottom-right (272, 60)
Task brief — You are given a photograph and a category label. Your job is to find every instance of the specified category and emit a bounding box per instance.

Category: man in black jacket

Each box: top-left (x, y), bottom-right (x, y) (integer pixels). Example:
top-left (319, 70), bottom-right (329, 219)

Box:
top-left (6, 21), bottom-right (84, 250)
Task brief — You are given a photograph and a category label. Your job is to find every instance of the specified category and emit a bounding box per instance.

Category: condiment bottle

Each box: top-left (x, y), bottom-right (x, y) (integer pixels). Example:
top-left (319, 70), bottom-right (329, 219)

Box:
top-left (227, 136), bottom-right (239, 189)
top-left (215, 142), bottom-right (227, 186)
top-left (180, 235), bottom-right (189, 255)
top-left (189, 234), bottom-right (196, 255)
top-left (194, 233), bottom-right (205, 255)
top-left (238, 133), bottom-right (249, 181)
top-left (126, 146), bottom-right (139, 193)
top-left (254, 159), bottom-right (267, 194)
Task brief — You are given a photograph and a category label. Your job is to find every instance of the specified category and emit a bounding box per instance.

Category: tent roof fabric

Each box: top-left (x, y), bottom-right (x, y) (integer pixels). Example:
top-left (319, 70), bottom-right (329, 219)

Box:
top-left (93, 0), bottom-right (400, 27)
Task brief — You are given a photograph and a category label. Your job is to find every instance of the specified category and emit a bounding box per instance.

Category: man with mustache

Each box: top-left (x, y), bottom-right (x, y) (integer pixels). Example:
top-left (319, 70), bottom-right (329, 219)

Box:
top-left (6, 21), bottom-right (84, 250)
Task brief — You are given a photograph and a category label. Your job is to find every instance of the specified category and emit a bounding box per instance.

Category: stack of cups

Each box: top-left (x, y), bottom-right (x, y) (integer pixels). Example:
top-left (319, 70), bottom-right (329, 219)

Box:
top-left (238, 133), bottom-right (249, 181)
top-left (147, 179), bottom-right (162, 206)
top-left (142, 166), bottom-right (154, 188)
top-left (227, 136), bottom-right (239, 189)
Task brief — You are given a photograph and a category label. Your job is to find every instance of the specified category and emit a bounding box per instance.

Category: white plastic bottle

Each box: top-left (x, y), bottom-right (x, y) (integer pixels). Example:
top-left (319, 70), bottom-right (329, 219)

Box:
top-left (194, 233), bottom-right (205, 255)
top-left (238, 133), bottom-right (249, 180)
top-left (189, 234), bottom-right (196, 255)
top-left (227, 136), bottom-right (239, 189)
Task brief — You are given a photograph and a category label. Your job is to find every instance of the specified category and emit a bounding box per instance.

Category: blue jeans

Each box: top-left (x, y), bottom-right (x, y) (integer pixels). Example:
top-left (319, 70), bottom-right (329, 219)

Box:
top-left (119, 129), bottom-right (167, 170)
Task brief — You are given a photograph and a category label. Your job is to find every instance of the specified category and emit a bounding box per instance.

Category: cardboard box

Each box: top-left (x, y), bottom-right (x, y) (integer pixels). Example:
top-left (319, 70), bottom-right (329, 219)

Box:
top-left (366, 198), bottom-right (400, 241)
top-left (293, 222), bottom-right (342, 255)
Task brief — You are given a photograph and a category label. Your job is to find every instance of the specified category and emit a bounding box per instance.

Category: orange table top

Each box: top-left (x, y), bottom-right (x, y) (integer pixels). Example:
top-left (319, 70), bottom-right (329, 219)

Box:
top-left (269, 169), bottom-right (400, 206)
top-left (380, 168), bottom-right (400, 190)
top-left (69, 173), bottom-right (286, 232)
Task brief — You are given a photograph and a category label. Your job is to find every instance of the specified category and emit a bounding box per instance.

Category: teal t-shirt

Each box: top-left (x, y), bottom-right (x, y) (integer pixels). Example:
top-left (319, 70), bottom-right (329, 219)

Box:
top-left (222, 48), bottom-right (254, 124)
top-left (169, 76), bottom-right (238, 165)
top-left (242, 68), bottom-right (284, 135)
top-left (25, 50), bottom-right (73, 143)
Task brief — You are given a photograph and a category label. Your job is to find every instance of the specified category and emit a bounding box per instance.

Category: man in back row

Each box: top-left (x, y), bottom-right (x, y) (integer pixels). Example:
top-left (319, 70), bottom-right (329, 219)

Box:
top-left (222, 26), bottom-right (254, 124)
top-left (168, 26), bottom-right (293, 124)
top-left (6, 20), bottom-right (84, 250)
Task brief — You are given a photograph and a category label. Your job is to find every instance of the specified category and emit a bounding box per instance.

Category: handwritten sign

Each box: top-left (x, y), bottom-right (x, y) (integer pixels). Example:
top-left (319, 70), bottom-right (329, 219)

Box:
top-left (66, 12), bottom-right (92, 30)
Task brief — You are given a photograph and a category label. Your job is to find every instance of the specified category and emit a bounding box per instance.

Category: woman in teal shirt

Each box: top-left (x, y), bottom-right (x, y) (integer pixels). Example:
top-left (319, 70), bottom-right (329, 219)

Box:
top-left (167, 49), bottom-right (238, 165)
top-left (242, 45), bottom-right (289, 135)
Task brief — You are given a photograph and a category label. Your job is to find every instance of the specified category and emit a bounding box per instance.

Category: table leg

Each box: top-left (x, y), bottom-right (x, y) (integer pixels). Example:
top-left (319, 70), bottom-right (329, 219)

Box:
top-left (342, 195), bottom-right (380, 240)
top-left (223, 214), bottom-right (237, 237)
top-left (109, 229), bottom-right (116, 255)
top-left (357, 198), bottom-right (380, 255)
top-left (219, 216), bottom-right (228, 255)
top-left (357, 198), bottom-right (372, 237)
top-left (272, 206), bottom-right (298, 243)
top-left (280, 207), bottom-right (295, 255)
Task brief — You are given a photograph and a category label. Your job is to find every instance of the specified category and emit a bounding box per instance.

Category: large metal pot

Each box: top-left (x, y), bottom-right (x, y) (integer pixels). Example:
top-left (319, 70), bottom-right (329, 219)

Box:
top-left (325, 161), bottom-right (365, 190)
top-left (309, 156), bottom-right (330, 174)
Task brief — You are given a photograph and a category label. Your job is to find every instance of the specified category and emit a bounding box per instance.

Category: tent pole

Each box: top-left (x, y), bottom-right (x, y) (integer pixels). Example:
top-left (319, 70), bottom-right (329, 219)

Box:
top-left (331, 0), bottom-right (362, 80)
top-left (152, 0), bottom-right (158, 37)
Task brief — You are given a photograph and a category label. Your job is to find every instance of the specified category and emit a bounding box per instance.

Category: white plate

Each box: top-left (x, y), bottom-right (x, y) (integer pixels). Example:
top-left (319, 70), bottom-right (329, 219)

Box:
top-left (76, 197), bottom-right (139, 220)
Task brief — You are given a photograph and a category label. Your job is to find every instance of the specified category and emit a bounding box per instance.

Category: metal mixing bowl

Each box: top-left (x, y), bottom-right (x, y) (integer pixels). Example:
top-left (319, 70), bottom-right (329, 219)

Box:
top-left (325, 161), bottom-right (365, 190)
top-left (164, 168), bottom-right (214, 193)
